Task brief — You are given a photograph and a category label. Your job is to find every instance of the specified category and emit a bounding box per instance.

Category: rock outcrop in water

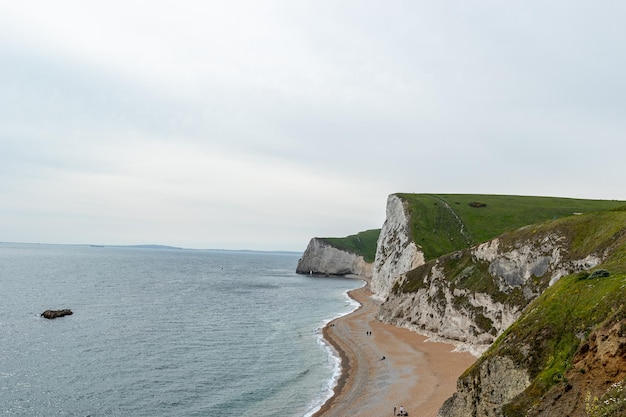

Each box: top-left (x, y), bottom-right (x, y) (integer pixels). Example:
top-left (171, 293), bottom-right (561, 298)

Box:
top-left (41, 309), bottom-right (73, 319)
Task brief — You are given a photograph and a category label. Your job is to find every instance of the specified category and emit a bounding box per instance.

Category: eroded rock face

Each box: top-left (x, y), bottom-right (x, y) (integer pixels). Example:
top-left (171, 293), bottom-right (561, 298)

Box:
top-left (41, 309), bottom-right (73, 319)
top-left (378, 232), bottom-right (605, 352)
top-left (525, 318), bottom-right (626, 417)
top-left (371, 195), bottom-right (425, 299)
top-left (377, 265), bottom-right (520, 353)
top-left (438, 305), bottom-right (626, 417)
top-left (438, 356), bottom-right (531, 417)
top-left (296, 238), bottom-right (372, 277)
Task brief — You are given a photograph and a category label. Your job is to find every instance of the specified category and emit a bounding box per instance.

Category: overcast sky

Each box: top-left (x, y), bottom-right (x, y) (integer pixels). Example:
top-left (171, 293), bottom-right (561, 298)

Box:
top-left (1, 1), bottom-right (625, 251)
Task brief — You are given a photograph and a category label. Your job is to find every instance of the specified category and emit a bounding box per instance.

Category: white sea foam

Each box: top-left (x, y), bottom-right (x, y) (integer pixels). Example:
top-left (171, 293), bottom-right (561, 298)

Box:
top-left (303, 281), bottom-right (364, 417)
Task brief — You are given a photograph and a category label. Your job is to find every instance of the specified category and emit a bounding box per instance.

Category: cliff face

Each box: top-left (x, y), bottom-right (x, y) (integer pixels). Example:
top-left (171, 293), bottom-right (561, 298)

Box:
top-left (438, 272), bottom-right (626, 417)
top-left (435, 210), bottom-right (626, 417)
top-left (524, 317), bottom-right (626, 417)
top-left (299, 193), bottom-right (626, 417)
top-left (371, 194), bottom-right (604, 351)
top-left (438, 355), bottom-right (531, 417)
top-left (296, 238), bottom-right (373, 277)
top-left (378, 230), bottom-right (604, 353)
top-left (371, 194), bottom-right (424, 298)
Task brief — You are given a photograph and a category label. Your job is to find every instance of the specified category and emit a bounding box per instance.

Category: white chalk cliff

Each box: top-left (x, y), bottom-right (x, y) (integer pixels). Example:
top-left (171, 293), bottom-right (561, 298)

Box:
top-left (298, 194), bottom-right (626, 417)
top-left (367, 195), bottom-right (607, 353)
top-left (296, 238), bottom-right (373, 277)
top-left (370, 194), bottom-right (425, 298)
top-left (299, 193), bottom-right (614, 352)
top-left (377, 231), bottom-right (605, 353)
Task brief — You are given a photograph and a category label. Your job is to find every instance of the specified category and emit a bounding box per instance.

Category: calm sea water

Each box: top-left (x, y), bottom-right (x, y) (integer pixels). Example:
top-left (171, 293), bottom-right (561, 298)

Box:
top-left (0, 243), bottom-right (361, 416)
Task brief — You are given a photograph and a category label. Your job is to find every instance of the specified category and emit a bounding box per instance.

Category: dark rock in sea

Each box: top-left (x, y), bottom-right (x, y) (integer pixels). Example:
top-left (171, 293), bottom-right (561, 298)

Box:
top-left (41, 309), bottom-right (73, 319)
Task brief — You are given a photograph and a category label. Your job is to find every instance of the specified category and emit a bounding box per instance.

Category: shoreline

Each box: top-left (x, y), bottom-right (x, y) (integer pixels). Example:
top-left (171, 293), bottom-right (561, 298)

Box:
top-left (312, 280), bottom-right (476, 417)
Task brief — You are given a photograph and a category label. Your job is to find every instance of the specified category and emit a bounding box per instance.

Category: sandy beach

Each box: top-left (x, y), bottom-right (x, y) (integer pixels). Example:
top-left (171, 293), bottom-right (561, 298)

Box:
top-left (313, 281), bottom-right (476, 417)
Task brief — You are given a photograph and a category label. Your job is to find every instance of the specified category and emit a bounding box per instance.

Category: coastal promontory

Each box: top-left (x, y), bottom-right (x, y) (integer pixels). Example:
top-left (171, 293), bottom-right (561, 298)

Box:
top-left (304, 193), bottom-right (626, 417)
top-left (296, 229), bottom-right (379, 277)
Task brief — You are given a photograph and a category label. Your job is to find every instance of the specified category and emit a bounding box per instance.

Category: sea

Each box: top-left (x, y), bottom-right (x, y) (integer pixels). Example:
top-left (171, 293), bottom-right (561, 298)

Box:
top-left (0, 243), bottom-right (363, 417)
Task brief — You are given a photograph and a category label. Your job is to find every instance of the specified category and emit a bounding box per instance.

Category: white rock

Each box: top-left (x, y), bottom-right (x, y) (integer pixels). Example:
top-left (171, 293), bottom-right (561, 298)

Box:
top-left (371, 195), bottom-right (425, 298)
top-left (296, 238), bottom-right (372, 277)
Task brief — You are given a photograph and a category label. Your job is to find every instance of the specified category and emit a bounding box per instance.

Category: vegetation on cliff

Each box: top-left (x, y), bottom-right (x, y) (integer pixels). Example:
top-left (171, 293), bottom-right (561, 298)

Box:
top-left (392, 208), bottom-right (625, 340)
top-left (456, 207), bottom-right (626, 416)
top-left (305, 194), bottom-right (626, 415)
top-left (320, 229), bottom-right (380, 263)
top-left (396, 193), bottom-right (626, 260)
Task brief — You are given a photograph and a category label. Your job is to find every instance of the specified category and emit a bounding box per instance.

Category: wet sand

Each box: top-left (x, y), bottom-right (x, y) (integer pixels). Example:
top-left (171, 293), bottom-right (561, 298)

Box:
top-left (313, 282), bottom-right (476, 417)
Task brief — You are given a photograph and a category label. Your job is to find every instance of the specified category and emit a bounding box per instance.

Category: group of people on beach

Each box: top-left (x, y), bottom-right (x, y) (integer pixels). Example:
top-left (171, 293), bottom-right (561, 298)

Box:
top-left (394, 405), bottom-right (408, 416)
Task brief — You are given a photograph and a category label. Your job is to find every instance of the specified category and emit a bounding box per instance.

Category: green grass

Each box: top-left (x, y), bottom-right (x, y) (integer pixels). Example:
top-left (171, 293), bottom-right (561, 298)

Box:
top-left (394, 194), bottom-right (473, 260)
top-left (320, 229), bottom-right (380, 263)
top-left (457, 208), bottom-right (626, 416)
top-left (402, 250), bottom-right (505, 301)
top-left (499, 208), bottom-right (626, 263)
top-left (398, 209), bottom-right (626, 306)
top-left (385, 198), bottom-right (626, 416)
top-left (314, 195), bottom-right (625, 265)
top-left (396, 194), bottom-right (626, 260)
top-left (498, 271), bottom-right (626, 416)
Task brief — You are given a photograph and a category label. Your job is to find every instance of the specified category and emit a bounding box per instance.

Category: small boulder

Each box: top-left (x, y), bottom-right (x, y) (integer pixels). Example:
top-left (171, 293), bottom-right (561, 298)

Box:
top-left (41, 309), bottom-right (73, 319)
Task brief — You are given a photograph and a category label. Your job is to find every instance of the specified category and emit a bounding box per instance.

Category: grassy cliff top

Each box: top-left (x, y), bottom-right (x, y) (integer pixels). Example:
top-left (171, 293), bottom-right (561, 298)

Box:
top-left (396, 193), bottom-right (626, 260)
top-left (319, 229), bottom-right (380, 263)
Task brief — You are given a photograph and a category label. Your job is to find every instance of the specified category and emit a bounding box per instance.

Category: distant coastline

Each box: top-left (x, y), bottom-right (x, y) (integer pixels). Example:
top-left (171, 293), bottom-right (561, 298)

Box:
top-left (0, 241), bottom-right (302, 254)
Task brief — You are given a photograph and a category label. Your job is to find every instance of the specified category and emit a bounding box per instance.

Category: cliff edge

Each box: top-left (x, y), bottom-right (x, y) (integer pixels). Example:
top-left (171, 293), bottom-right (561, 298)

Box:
top-left (370, 194), bottom-right (626, 302)
top-left (300, 193), bottom-right (626, 416)
top-left (371, 194), bottom-right (425, 298)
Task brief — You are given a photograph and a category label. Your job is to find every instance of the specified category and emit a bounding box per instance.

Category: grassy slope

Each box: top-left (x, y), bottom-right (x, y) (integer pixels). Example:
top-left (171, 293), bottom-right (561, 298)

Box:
top-left (396, 193), bottom-right (626, 260)
top-left (320, 229), bottom-right (380, 263)
top-left (460, 207), bottom-right (626, 416)
top-left (315, 195), bottom-right (625, 264)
